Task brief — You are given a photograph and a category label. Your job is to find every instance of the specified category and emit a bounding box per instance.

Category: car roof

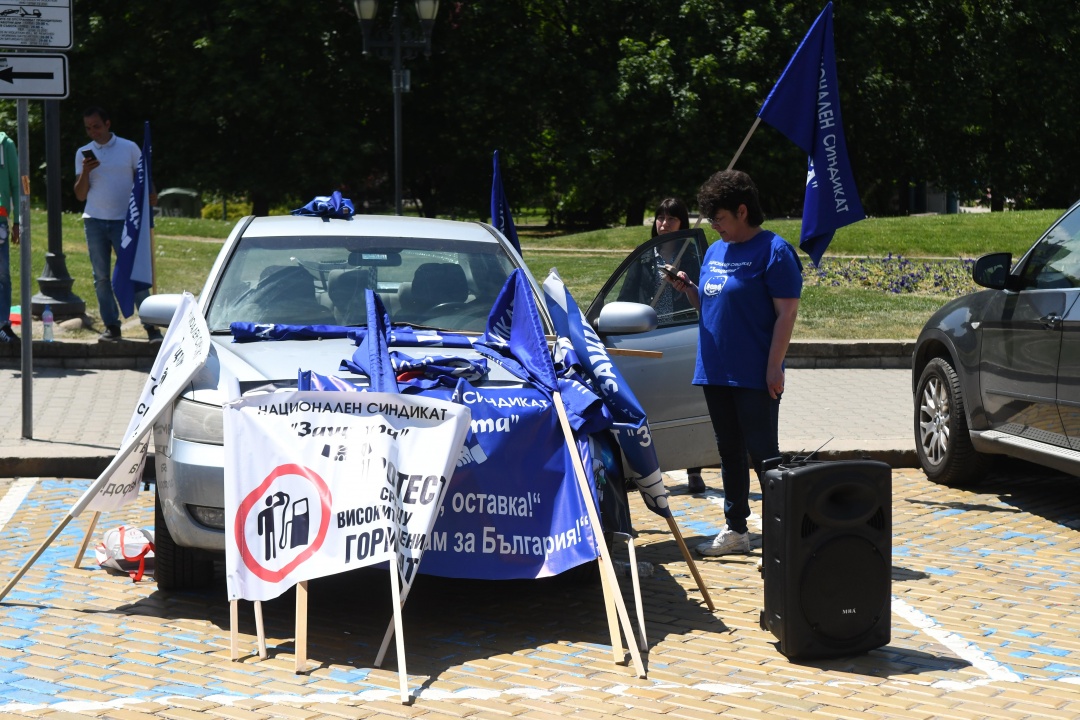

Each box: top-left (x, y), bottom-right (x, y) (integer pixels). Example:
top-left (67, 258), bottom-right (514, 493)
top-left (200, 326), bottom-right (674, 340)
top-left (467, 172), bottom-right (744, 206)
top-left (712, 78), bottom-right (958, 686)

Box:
top-left (240, 214), bottom-right (502, 243)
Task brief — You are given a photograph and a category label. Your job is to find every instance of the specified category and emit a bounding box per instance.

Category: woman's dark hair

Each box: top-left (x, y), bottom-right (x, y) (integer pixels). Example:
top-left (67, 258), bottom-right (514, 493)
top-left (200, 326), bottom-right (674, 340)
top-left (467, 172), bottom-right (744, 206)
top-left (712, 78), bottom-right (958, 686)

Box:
top-left (650, 197), bottom-right (690, 237)
top-left (697, 170), bottom-right (764, 227)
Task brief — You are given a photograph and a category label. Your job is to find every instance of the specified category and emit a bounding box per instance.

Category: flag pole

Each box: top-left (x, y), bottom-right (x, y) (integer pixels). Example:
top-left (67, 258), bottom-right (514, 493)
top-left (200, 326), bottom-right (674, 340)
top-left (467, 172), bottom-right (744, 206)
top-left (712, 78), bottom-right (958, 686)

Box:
top-left (72, 511), bottom-right (101, 568)
top-left (727, 117), bottom-right (761, 172)
top-left (695, 116), bottom-right (762, 228)
top-left (553, 391), bottom-right (646, 676)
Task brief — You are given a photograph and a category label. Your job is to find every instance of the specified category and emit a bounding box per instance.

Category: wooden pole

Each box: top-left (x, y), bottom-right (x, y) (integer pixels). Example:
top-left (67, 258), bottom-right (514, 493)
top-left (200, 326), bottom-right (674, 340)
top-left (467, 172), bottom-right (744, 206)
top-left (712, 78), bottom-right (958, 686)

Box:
top-left (0, 514), bottom-right (74, 602)
top-left (294, 581), bottom-right (308, 674)
top-left (255, 601), bottom-right (267, 659)
top-left (625, 536), bottom-right (648, 651)
top-left (665, 515), bottom-right (716, 612)
top-left (388, 556), bottom-right (410, 704)
top-left (72, 511), bottom-right (101, 568)
top-left (695, 115), bottom-right (762, 229)
top-left (230, 600), bottom-right (239, 660)
top-left (553, 391), bottom-right (646, 677)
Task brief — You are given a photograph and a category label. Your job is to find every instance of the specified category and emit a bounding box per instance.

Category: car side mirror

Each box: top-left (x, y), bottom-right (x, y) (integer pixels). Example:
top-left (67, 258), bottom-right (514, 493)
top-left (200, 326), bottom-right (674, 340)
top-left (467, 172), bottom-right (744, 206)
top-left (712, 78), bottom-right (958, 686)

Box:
top-left (595, 301), bottom-right (658, 335)
top-left (972, 252), bottom-right (1020, 290)
top-left (139, 293), bottom-right (185, 327)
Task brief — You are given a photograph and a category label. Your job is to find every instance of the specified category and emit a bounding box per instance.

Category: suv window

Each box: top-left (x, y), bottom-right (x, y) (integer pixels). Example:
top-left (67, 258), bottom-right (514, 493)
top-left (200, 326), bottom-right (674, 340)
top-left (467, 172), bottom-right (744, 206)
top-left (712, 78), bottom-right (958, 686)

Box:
top-left (1018, 206), bottom-right (1080, 289)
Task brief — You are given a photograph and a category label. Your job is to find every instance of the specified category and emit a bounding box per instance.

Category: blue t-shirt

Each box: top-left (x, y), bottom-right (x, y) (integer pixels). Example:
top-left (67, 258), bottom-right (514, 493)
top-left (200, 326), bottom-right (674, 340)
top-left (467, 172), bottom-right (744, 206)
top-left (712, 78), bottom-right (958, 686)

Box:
top-left (693, 230), bottom-right (802, 389)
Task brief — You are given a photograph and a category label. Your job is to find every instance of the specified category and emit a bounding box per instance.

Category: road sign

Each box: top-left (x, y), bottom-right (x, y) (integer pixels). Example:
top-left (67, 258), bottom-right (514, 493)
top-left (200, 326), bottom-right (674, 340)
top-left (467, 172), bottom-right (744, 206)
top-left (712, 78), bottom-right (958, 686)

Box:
top-left (0, 54), bottom-right (67, 98)
top-left (0, 1), bottom-right (72, 50)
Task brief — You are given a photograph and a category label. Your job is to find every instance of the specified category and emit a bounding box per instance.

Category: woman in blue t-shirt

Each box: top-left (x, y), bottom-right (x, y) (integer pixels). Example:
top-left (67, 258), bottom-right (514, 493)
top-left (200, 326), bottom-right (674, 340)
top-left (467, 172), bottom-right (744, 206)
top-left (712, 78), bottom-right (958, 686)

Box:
top-left (669, 170), bottom-right (802, 556)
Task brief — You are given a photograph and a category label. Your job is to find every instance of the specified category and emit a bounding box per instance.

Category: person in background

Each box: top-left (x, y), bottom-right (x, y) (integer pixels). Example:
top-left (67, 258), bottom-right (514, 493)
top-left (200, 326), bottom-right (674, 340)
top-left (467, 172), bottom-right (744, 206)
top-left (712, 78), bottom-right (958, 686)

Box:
top-left (74, 106), bottom-right (160, 342)
top-left (619, 197), bottom-right (708, 494)
top-left (668, 171), bottom-right (802, 556)
top-left (0, 128), bottom-right (19, 344)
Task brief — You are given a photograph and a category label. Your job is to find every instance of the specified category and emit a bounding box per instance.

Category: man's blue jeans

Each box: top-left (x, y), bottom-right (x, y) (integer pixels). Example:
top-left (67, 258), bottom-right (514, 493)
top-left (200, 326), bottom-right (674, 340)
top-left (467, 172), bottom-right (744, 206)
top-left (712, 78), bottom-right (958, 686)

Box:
top-left (0, 219), bottom-right (10, 324)
top-left (85, 218), bottom-right (149, 329)
top-left (702, 384), bottom-right (781, 535)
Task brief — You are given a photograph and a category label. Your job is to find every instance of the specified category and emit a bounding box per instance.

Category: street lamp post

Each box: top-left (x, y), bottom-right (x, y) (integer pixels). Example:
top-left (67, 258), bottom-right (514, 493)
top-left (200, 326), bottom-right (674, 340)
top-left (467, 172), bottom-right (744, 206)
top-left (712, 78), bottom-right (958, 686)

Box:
top-left (354, 1), bottom-right (440, 216)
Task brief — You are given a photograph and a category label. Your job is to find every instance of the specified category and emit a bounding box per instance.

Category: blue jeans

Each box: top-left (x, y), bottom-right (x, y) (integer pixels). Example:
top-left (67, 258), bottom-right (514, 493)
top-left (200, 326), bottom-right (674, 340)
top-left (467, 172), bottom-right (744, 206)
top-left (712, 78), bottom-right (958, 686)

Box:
top-left (702, 385), bottom-right (781, 535)
top-left (0, 219), bottom-right (9, 324)
top-left (85, 218), bottom-right (150, 329)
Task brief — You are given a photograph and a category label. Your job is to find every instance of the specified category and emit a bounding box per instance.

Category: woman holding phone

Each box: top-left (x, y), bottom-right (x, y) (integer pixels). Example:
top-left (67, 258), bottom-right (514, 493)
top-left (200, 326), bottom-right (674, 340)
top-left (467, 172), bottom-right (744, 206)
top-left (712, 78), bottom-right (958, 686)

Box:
top-left (619, 197), bottom-right (708, 494)
top-left (669, 170), bottom-right (802, 555)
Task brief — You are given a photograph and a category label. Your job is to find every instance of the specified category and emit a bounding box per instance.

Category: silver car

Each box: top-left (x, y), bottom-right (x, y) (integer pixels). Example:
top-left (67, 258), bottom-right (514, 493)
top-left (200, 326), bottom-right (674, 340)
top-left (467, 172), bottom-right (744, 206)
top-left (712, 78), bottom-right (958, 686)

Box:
top-left (142, 214), bottom-right (716, 589)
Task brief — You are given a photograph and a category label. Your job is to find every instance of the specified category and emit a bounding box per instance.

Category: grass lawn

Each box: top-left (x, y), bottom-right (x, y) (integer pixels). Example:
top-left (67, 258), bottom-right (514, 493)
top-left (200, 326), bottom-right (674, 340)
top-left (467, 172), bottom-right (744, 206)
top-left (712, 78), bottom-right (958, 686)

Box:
top-left (7, 207), bottom-right (1064, 341)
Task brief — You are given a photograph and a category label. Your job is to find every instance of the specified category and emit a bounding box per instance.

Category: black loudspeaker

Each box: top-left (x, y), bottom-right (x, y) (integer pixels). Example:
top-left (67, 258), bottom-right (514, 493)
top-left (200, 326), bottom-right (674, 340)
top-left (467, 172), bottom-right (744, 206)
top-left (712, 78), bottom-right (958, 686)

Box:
top-left (759, 459), bottom-right (892, 659)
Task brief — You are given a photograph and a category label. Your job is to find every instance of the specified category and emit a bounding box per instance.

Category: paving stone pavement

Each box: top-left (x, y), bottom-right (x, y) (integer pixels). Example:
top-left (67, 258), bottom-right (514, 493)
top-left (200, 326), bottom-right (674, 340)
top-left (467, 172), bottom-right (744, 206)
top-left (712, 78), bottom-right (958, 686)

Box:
top-left (0, 465), bottom-right (1077, 719)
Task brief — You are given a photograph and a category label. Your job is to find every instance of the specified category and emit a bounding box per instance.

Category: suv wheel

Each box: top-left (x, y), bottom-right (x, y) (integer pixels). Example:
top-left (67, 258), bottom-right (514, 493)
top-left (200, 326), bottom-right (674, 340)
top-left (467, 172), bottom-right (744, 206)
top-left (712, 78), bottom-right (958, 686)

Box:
top-left (915, 357), bottom-right (989, 485)
top-left (154, 491), bottom-right (215, 591)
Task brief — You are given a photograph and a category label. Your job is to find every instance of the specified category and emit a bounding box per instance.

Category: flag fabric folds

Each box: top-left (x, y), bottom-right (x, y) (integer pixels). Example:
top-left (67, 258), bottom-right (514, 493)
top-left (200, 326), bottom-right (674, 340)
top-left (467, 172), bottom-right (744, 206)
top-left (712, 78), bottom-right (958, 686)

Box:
top-left (542, 269), bottom-right (671, 518)
top-left (113, 122), bottom-right (154, 317)
top-left (756, 2), bottom-right (865, 266)
top-left (490, 150), bottom-right (521, 255)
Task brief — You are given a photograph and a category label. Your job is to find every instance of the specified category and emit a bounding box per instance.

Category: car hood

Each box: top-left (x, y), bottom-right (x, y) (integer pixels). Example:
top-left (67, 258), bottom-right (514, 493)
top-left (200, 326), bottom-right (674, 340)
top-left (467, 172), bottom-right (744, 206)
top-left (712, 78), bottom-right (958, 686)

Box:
top-left (184, 333), bottom-right (522, 406)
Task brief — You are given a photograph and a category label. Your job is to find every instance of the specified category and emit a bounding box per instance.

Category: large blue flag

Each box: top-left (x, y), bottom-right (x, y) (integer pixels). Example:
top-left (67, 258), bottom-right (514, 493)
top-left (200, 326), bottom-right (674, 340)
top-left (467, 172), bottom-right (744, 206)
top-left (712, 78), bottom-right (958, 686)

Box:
top-left (490, 150), bottom-right (521, 255)
top-left (757, 2), bottom-right (864, 266)
top-left (114, 121), bottom-right (154, 317)
top-left (542, 269), bottom-right (670, 518)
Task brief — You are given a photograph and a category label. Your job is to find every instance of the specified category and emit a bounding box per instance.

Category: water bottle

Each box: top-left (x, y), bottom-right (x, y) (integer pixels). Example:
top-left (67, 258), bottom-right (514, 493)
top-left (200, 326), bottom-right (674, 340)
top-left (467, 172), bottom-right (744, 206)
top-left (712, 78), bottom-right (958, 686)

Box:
top-left (42, 305), bottom-right (54, 342)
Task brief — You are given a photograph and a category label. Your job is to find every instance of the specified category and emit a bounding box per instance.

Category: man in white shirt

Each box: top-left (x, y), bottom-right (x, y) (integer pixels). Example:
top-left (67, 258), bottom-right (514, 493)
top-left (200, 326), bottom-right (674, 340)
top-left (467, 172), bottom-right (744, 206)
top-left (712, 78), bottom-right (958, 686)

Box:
top-left (74, 106), bottom-right (160, 342)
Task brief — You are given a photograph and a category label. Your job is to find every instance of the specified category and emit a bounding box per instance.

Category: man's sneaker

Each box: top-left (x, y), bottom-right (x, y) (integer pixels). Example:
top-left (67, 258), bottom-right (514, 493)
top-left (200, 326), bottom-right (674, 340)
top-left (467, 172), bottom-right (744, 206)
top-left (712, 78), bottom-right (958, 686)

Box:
top-left (687, 472), bottom-right (708, 494)
top-left (696, 527), bottom-right (750, 556)
top-left (0, 324), bottom-right (18, 343)
top-left (146, 327), bottom-right (164, 343)
top-left (99, 325), bottom-right (122, 342)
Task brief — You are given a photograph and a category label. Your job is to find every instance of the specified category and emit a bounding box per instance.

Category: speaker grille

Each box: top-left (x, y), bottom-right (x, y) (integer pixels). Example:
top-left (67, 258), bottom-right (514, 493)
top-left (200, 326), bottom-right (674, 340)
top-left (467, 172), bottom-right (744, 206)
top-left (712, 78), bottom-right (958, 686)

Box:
top-left (800, 514), bottom-right (818, 539)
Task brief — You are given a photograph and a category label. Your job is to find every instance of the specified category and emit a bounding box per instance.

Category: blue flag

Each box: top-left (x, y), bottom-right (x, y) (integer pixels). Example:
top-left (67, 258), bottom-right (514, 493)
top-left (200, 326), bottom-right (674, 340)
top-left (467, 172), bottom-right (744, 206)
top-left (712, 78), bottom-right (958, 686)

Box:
top-left (542, 269), bottom-right (671, 518)
top-left (355, 289), bottom-right (399, 393)
top-left (490, 150), bottom-right (521, 255)
top-left (113, 122), bottom-right (154, 317)
top-left (757, 2), bottom-right (864, 266)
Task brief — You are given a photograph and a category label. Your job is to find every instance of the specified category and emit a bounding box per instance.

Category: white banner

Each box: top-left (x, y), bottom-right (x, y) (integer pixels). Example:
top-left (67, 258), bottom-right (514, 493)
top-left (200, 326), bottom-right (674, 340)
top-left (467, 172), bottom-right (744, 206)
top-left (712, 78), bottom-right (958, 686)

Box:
top-left (81, 293), bottom-right (210, 514)
top-left (223, 390), bottom-right (471, 602)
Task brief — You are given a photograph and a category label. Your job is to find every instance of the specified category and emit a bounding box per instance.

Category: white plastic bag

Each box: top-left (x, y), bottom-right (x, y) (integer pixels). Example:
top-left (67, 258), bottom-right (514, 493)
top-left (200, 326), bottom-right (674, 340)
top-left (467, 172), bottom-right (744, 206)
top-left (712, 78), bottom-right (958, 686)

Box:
top-left (95, 526), bottom-right (155, 582)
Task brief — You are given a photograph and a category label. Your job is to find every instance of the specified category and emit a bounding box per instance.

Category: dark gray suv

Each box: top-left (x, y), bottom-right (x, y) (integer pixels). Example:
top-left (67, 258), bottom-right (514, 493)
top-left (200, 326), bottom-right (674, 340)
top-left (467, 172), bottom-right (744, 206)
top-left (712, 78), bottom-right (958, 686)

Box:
top-left (913, 200), bottom-right (1080, 484)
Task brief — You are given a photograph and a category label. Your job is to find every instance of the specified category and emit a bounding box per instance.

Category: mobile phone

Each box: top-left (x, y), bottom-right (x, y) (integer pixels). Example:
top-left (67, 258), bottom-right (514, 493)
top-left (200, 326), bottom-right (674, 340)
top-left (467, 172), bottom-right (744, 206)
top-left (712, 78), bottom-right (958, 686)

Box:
top-left (660, 264), bottom-right (679, 280)
top-left (82, 149), bottom-right (96, 161)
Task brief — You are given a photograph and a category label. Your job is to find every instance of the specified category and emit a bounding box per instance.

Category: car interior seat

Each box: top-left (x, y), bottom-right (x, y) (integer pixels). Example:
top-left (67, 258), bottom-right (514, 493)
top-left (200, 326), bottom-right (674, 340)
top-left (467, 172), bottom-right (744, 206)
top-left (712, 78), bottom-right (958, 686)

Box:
top-left (327, 267), bottom-right (370, 325)
top-left (397, 262), bottom-right (469, 318)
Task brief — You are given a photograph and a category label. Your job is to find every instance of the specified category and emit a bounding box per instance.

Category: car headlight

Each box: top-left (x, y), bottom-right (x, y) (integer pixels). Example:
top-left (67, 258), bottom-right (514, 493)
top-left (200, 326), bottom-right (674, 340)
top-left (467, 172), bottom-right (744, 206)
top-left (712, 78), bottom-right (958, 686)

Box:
top-left (173, 397), bottom-right (224, 445)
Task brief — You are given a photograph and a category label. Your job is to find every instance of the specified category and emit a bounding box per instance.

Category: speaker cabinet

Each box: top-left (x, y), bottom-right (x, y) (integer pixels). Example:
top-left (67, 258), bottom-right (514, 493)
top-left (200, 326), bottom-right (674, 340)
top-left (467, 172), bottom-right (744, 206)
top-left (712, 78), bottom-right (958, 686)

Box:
top-left (760, 460), bottom-right (892, 659)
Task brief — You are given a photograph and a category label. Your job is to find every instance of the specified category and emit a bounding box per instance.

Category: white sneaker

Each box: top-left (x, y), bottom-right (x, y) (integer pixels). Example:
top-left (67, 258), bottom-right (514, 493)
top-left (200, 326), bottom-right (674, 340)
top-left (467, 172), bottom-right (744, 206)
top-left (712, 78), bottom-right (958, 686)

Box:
top-left (696, 527), bottom-right (750, 556)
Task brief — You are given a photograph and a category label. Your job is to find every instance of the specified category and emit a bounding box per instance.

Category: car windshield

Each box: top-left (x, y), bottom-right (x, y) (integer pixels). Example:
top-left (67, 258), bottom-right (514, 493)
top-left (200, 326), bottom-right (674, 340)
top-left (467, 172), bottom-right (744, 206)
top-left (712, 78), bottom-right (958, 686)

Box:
top-left (205, 233), bottom-right (517, 333)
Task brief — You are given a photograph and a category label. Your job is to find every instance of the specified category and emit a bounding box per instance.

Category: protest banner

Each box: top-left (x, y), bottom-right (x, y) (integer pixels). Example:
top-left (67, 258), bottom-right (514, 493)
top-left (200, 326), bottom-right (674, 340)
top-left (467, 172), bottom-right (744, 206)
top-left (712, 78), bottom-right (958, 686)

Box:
top-left (223, 387), bottom-right (470, 699)
top-left (0, 293), bottom-right (210, 602)
top-left (223, 389), bottom-right (469, 601)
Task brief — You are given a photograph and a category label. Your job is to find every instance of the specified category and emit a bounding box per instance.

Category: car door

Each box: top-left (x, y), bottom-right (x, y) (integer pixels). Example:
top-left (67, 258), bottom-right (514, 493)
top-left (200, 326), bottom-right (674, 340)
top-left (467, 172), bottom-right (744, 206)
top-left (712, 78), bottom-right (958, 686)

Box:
top-left (1026, 206), bottom-right (1080, 445)
top-left (980, 207), bottom-right (1080, 447)
top-left (585, 228), bottom-right (719, 471)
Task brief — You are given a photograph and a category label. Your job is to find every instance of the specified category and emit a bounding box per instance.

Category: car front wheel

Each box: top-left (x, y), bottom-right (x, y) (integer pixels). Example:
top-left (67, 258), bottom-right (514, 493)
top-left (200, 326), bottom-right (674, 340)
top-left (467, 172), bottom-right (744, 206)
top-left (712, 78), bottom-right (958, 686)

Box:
top-left (915, 357), bottom-right (989, 485)
top-left (154, 491), bottom-right (216, 591)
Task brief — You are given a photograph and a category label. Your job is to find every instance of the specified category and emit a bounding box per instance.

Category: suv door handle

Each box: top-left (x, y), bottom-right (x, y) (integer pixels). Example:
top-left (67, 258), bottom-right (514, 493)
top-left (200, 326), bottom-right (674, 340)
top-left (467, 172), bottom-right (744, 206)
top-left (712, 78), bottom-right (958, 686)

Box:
top-left (1040, 313), bottom-right (1062, 329)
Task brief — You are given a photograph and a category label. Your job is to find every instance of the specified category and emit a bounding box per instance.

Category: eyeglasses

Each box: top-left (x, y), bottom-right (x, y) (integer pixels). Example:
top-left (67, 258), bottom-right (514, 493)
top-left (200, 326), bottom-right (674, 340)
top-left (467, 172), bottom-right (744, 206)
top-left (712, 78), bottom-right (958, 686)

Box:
top-left (704, 215), bottom-right (722, 228)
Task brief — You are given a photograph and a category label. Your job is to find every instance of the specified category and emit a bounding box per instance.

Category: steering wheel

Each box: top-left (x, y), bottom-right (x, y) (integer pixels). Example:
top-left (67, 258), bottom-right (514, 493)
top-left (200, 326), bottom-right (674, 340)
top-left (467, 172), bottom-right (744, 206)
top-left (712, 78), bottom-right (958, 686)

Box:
top-left (429, 302), bottom-right (469, 314)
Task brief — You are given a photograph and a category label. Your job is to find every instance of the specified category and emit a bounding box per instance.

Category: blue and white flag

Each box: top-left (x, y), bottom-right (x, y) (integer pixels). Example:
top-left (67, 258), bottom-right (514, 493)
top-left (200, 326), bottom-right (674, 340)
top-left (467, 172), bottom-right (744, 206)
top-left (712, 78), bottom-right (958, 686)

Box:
top-left (114, 121), bottom-right (154, 317)
top-left (757, 2), bottom-right (864, 266)
top-left (490, 150), bottom-right (521, 255)
top-left (542, 269), bottom-right (670, 518)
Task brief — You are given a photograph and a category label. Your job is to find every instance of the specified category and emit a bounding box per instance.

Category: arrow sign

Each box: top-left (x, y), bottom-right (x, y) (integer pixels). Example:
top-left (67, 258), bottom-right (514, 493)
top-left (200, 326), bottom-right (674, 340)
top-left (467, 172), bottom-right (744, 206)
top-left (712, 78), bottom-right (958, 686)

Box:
top-left (0, 66), bottom-right (54, 83)
top-left (0, 54), bottom-right (67, 98)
